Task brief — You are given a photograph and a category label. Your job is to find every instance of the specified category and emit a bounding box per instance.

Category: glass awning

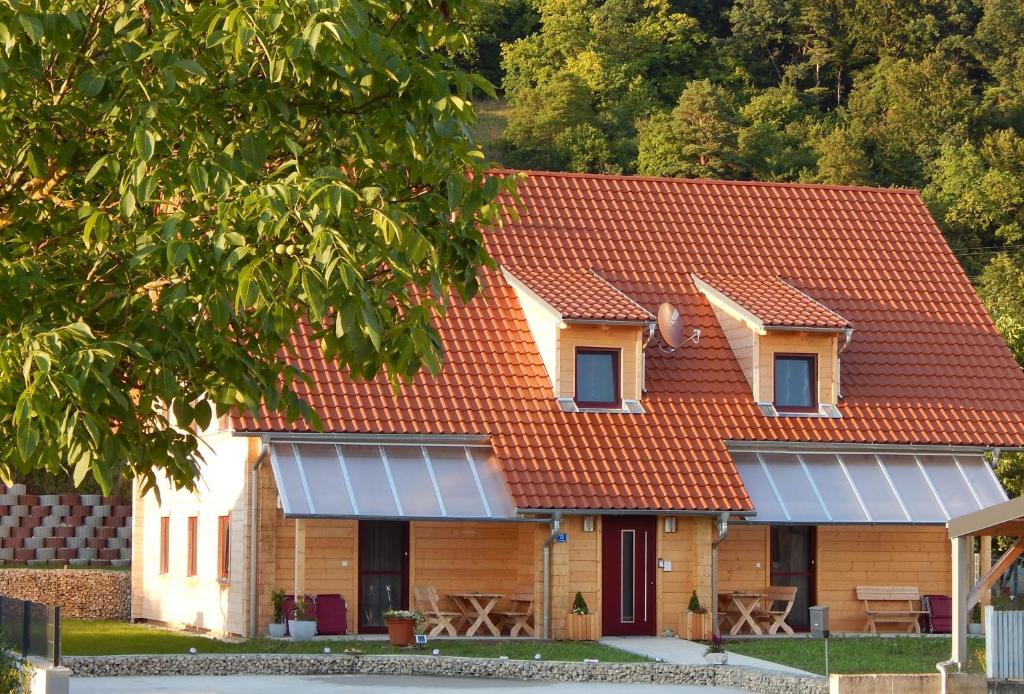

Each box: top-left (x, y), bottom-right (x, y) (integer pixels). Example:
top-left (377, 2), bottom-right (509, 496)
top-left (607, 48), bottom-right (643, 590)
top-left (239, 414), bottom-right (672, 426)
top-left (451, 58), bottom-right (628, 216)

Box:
top-left (728, 445), bottom-right (1007, 524)
top-left (268, 441), bottom-right (519, 520)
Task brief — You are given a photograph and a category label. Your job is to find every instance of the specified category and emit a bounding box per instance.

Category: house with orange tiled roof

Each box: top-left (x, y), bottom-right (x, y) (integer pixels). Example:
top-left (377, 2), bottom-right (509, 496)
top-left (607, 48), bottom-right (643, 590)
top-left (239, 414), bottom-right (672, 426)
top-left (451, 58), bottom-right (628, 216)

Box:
top-left (131, 171), bottom-right (1024, 640)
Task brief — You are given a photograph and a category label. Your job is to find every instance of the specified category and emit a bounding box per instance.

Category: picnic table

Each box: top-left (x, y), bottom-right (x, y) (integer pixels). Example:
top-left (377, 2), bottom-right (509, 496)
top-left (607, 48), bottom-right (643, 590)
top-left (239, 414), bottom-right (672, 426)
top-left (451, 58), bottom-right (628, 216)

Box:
top-left (448, 591), bottom-right (504, 636)
top-left (718, 591), bottom-right (765, 635)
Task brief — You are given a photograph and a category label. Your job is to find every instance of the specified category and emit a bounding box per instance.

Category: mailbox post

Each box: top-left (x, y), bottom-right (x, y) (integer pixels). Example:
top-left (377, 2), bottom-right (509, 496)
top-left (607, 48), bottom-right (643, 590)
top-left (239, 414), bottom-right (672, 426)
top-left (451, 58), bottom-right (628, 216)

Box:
top-left (809, 606), bottom-right (830, 676)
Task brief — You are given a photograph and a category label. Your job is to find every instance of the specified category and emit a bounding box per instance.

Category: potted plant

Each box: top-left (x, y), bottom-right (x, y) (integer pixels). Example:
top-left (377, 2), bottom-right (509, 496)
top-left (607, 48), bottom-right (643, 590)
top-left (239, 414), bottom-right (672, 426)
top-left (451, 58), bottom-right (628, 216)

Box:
top-left (682, 590), bottom-right (711, 641)
top-left (384, 609), bottom-right (424, 647)
top-left (288, 594), bottom-right (317, 641)
top-left (567, 591), bottom-right (599, 640)
top-left (968, 603), bottom-right (982, 635)
top-left (704, 633), bottom-right (728, 665)
top-left (269, 589), bottom-right (287, 637)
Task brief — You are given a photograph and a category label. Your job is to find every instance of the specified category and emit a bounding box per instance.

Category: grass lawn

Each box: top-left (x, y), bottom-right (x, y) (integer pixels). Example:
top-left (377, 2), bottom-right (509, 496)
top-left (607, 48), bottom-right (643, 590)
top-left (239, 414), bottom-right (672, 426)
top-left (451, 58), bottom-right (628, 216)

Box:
top-left (63, 620), bottom-right (648, 662)
top-left (725, 636), bottom-right (985, 676)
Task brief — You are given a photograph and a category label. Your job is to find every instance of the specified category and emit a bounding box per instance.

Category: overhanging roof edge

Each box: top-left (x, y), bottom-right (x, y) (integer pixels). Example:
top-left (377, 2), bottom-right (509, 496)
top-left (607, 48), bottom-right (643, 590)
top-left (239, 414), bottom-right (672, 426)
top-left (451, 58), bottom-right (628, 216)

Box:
top-left (948, 495), bottom-right (1024, 539)
top-left (236, 431), bottom-right (490, 446)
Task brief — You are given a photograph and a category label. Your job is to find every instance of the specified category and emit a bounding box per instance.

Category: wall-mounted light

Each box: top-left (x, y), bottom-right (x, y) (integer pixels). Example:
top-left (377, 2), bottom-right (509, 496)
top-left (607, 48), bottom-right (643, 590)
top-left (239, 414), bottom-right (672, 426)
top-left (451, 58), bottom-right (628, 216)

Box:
top-left (664, 516), bottom-right (677, 533)
top-left (582, 516), bottom-right (595, 532)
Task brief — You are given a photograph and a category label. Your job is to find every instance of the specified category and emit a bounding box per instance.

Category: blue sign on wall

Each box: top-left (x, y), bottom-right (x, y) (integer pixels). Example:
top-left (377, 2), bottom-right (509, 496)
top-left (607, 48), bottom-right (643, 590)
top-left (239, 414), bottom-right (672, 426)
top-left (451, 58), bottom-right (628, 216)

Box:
top-left (555, 533), bottom-right (567, 543)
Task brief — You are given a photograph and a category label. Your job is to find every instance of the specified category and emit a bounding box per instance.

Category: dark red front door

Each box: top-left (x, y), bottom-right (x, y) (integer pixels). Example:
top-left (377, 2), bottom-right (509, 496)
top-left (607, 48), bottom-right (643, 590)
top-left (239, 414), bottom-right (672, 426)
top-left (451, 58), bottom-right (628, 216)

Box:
top-left (601, 516), bottom-right (657, 636)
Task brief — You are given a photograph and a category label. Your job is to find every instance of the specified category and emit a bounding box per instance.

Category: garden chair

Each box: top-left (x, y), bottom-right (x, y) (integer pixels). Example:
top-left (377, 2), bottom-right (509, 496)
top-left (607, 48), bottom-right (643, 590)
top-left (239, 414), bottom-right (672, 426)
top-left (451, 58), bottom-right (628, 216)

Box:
top-left (414, 586), bottom-right (461, 636)
top-left (753, 585), bottom-right (797, 635)
top-left (314, 594), bottom-right (348, 636)
top-left (493, 594), bottom-right (535, 637)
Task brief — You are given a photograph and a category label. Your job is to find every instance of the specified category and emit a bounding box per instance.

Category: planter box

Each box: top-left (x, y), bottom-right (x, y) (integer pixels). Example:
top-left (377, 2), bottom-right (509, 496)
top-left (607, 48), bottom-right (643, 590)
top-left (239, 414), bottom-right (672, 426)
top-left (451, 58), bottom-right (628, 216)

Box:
top-left (681, 610), bottom-right (711, 641)
top-left (268, 622), bottom-right (286, 638)
top-left (566, 612), bottom-right (599, 641)
top-left (288, 619), bottom-right (316, 641)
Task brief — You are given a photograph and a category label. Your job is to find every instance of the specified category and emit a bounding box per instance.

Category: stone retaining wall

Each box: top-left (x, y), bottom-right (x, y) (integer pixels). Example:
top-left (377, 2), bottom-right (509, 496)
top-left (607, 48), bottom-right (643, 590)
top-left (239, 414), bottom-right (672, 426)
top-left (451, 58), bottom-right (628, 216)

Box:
top-left (63, 654), bottom-right (827, 693)
top-left (0, 569), bottom-right (130, 620)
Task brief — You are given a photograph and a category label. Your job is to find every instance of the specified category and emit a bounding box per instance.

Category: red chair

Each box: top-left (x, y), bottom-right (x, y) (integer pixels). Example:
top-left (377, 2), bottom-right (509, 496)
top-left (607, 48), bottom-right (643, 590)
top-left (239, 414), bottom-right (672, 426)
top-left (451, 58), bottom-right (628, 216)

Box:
top-left (924, 594), bottom-right (951, 633)
top-left (315, 594), bottom-right (348, 636)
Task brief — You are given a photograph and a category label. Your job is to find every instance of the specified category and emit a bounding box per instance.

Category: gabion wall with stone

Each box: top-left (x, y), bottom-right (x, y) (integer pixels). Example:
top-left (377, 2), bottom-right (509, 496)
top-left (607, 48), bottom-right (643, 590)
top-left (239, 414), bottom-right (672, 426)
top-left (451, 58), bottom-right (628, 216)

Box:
top-left (0, 484), bottom-right (131, 567)
top-left (0, 568), bottom-right (130, 620)
top-left (63, 654), bottom-right (828, 694)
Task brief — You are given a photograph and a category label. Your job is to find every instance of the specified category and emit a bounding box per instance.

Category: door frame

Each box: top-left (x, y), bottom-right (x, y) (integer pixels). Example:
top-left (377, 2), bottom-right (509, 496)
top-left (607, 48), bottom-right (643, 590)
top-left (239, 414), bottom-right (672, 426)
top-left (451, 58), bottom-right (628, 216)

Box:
top-left (769, 524), bottom-right (816, 632)
top-left (601, 515), bottom-right (658, 637)
top-left (357, 520), bottom-right (410, 633)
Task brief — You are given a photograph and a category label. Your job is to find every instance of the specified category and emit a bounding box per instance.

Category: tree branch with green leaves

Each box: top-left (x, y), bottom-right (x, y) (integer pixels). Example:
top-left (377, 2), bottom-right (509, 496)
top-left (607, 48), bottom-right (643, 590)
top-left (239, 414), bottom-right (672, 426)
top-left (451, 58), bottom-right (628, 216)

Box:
top-left (0, 0), bottom-right (508, 494)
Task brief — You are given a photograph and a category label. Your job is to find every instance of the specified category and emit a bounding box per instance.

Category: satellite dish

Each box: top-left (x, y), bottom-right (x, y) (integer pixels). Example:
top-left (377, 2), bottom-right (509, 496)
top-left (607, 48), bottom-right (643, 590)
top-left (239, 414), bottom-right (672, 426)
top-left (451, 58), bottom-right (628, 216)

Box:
top-left (657, 303), bottom-right (686, 348)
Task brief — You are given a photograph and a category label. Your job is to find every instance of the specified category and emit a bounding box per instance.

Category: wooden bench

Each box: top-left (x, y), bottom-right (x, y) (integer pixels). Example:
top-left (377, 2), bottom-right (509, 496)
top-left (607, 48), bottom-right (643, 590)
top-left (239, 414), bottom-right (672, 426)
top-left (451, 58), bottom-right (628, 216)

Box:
top-left (856, 586), bottom-right (928, 633)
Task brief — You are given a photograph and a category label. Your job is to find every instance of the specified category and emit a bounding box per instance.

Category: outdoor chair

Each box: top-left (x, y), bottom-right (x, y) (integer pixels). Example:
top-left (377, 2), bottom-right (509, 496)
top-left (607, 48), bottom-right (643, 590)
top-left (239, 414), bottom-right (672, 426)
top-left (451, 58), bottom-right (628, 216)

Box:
top-left (493, 593), bottom-right (535, 637)
top-left (923, 594), bottom-right (951, 634)
top-left (314, 594), bottom-right (348, 636)
top-left (414, 586), bottom-right (461, 636)
top-left (753, 586), bottom-right (797, 635)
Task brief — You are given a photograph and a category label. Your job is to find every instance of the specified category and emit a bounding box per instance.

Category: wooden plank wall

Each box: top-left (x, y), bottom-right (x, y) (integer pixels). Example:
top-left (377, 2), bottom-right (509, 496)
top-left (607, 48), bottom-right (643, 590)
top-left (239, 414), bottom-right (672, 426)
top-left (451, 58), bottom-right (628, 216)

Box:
top-left (718, 524), bottom-right (770, 593)
top-left (410, 521), bottom-right (536, 597)
top-left (657, 516), bottom-right (713, 636)
top-left (710, 305), bottom-right (755, 389)
top-left (816, 525), bottom-right (950, 632)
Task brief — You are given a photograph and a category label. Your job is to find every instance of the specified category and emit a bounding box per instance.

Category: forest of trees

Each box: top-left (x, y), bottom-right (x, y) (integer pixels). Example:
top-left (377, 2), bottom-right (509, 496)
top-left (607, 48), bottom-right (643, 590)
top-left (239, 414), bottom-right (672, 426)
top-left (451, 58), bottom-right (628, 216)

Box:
top-left (460, 0), bottom-right (1024, 494)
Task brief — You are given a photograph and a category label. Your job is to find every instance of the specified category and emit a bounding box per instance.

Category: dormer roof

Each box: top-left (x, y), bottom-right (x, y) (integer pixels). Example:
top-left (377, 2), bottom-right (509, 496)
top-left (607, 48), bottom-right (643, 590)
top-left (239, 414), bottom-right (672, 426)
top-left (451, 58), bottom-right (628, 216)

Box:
top-left (504, 265), bottom-right (654, 324)
top-left (693, 273), bottom-right (851, 332)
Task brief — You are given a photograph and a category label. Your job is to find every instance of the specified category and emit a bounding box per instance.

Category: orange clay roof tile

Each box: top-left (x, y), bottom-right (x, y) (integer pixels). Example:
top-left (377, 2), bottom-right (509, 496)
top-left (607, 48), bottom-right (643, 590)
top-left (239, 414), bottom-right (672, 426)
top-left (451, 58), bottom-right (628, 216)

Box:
top-left (233, 170), bottom-right (1024, 512)
top-left (695, 273), bottom-right (850, 329)
top-left (505, 266), bottom-right (653, 322)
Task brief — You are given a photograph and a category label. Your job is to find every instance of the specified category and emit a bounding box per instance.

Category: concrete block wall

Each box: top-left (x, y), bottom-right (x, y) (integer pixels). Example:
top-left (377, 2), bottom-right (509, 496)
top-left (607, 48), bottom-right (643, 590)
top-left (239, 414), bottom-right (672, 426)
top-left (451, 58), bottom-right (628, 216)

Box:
top-left (0, 484), bottom-right (131, 567)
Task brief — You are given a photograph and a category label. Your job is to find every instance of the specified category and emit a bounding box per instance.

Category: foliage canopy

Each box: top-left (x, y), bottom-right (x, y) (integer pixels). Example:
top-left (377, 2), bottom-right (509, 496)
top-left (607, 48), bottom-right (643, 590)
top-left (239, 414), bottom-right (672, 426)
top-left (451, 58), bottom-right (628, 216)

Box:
top-left (0, 0), bottom-right (505, 492)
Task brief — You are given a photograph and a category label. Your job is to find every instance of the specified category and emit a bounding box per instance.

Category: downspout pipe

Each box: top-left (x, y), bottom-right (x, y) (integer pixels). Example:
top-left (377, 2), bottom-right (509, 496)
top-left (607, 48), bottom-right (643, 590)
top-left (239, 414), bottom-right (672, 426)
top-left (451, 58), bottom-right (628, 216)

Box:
top-left (710, 512), bottom-right (730, 638)
top-left (542, 514), bottom-right (562, 640)
top-left (248, 438), bottom-right (270, 639)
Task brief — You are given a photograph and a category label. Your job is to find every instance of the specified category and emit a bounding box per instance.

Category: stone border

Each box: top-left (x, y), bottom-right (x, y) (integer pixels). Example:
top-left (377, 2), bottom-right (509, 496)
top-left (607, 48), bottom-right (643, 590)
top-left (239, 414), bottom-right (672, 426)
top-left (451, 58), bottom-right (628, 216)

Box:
top-left (64, 654), bottom-right (827, 693)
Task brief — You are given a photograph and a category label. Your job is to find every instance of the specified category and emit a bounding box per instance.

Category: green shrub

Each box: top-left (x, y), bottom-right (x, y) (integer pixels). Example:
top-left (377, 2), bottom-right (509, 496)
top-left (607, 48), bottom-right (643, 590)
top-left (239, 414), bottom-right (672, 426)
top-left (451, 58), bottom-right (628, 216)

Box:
top-left (0, 648), bottom-right (31, 693)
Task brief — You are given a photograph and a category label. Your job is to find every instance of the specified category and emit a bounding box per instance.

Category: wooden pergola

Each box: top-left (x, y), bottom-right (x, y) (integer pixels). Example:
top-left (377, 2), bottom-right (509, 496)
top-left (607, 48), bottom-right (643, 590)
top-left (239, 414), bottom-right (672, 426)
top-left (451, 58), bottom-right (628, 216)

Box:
top-left (947, 495), bottom-right (1024, 668)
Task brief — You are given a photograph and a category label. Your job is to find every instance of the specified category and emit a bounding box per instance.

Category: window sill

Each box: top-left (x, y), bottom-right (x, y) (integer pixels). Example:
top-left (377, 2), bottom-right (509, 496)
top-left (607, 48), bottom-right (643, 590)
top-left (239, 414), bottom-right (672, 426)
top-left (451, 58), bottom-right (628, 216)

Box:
top-left (758, 403), bottom-right (841, 419)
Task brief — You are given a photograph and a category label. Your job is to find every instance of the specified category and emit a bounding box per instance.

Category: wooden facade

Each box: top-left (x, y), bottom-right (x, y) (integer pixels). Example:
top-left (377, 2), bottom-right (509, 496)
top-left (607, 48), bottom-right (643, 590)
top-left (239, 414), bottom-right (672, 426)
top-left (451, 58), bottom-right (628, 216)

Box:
top-left (134, 439), bottom-right (953, 639)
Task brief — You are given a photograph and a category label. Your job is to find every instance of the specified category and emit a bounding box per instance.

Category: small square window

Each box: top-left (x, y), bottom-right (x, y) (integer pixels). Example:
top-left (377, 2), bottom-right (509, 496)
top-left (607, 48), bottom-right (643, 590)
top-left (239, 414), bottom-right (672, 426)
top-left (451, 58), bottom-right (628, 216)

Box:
top-left (774, 354), bottom-right (816, 412)
top-left (575, 348), bottom-right (620, 408)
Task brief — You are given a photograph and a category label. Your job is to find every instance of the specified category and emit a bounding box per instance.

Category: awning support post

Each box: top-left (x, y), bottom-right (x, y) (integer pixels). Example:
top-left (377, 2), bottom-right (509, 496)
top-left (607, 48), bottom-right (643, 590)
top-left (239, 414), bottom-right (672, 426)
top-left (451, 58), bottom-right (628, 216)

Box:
top-left (951, 534), bottom-right (970, 669)
top-left (295, 518), bottom-right (307, 598)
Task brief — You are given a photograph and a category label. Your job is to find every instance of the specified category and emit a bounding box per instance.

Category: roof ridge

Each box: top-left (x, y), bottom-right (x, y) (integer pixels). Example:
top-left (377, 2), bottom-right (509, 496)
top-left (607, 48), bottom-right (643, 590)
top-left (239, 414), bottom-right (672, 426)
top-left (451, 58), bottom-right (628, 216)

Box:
top-left (587, 269), bottom-right (655, 320)
top-left (489, 168), bottom-right (922, 196)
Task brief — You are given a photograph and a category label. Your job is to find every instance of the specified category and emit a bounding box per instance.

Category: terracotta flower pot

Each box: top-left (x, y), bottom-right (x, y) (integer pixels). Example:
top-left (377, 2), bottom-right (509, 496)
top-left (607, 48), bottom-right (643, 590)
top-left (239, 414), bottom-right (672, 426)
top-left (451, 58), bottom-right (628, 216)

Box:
top-left (387, 617), bottom-right (416, 646)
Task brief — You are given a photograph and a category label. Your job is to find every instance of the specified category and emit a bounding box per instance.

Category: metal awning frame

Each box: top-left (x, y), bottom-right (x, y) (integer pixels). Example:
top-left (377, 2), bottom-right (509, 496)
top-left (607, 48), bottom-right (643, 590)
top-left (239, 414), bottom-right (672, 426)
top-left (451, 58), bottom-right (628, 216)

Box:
top-left (268, 440), bottom-right (530, 522)
top-left (729, 445), bottom-right (1006, 525)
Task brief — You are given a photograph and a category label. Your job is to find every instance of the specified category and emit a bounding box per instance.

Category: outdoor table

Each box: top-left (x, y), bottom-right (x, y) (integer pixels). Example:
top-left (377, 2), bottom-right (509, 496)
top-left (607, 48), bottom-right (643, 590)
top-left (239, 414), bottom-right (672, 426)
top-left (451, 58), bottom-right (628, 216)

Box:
top-left (718, 591), bottom-right (765, 635)
top-left (447, 592), bottom-right (504, 636)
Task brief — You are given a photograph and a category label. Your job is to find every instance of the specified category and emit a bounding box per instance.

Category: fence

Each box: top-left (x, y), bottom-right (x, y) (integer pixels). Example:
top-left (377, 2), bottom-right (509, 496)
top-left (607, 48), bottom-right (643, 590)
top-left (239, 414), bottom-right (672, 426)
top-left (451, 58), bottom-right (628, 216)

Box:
top-left (985, 605), bottom-right (1024, 679)
top-left (0, 595), bottom-right (61, 666)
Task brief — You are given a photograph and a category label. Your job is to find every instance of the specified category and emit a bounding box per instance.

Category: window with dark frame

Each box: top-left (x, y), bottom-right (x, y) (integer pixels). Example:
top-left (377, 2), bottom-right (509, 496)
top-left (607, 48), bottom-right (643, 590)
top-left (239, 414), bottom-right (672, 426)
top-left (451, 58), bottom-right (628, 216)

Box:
top-left (217, 515), bottom-right (230, 581)
top-left (186, 516), bottom-right (198, 577)
top-left (774, 354), bottom-right (817, 412)
top-left (574, 348), bottom-right (620, 408)
top-left (159, 516), bottom-right (170, 574)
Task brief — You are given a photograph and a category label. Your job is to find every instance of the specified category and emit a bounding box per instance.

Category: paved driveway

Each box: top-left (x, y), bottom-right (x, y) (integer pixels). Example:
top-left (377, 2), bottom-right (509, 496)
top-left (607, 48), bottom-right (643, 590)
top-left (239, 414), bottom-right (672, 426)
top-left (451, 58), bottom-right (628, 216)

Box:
top-left (71, 674), bottom-right (755, 693)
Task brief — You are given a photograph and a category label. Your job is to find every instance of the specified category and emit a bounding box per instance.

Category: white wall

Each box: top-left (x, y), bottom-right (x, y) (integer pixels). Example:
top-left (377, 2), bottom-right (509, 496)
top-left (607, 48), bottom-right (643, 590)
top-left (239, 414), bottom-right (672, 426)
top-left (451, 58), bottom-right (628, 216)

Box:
top-left (134, 429), bottom-right (250, 636)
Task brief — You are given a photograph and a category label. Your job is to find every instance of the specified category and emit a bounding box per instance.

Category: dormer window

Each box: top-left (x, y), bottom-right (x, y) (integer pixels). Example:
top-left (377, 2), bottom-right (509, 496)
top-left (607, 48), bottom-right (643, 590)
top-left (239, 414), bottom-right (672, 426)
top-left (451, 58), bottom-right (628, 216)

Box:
top-left (575, 348), bottom-right (620, 408)
top-left (774, 354), bottom-right (816, 413)
top-left (692, 273), bottom-right (851, 419)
